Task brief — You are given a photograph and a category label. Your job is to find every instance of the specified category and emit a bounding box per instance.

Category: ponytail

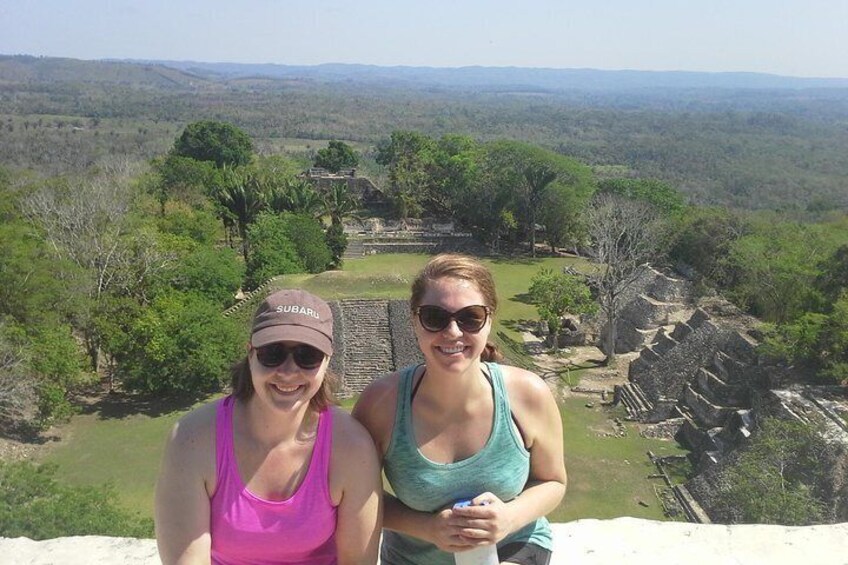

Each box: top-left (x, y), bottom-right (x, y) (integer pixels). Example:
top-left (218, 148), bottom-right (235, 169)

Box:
top-left (481, 341), bottom-right (503, 363)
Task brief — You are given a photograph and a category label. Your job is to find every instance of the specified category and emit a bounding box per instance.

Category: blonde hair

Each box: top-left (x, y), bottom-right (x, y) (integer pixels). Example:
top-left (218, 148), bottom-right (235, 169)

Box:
top-left (410, 254), bottom-right (503, 362)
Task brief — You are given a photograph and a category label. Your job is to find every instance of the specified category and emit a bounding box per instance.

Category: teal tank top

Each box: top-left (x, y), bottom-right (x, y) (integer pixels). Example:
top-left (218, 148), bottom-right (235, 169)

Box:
top-left (380, 363), bottom-right (553, 565)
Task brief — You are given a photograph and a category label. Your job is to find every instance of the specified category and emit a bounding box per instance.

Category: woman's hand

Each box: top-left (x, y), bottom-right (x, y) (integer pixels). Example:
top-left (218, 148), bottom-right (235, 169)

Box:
top-left (427, 507), bottom-right (480, 553)
top-left (448, 493), bottom-right (515, 546)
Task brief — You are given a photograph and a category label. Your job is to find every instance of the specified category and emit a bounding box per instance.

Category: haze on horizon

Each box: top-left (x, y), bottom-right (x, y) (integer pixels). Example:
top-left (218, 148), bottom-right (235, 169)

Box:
top-left (1, 0), bottom-right (847, 79)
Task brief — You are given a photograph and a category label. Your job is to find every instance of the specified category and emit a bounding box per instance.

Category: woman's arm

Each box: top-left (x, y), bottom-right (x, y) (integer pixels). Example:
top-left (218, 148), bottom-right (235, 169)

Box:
top-left (154, 405), bottom-right (216, 565)
top-left (452, 367), bottom-right (566, 544)
top-left (331, 409), bottom-right (383, 565)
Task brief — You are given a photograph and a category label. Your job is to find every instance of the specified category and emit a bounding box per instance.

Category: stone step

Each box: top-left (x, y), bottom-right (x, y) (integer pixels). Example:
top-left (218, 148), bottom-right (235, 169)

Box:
top-left (711, 350), bottom-right (749, 384)
top-left (339, 299), bottom-right (394, 395)
top-left (618, 382), bottom-right (654, 420)
top-left (673, 485), bottom-right (712, 524)
top-left (652, 330), bottom-right (679, 355)
top-left (685, 384), bottom-right (736, 428)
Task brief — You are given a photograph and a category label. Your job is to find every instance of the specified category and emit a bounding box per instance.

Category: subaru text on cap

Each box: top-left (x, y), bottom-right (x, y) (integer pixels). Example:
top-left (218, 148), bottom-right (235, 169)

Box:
top-left (250, 290), bottom-right (333, 355)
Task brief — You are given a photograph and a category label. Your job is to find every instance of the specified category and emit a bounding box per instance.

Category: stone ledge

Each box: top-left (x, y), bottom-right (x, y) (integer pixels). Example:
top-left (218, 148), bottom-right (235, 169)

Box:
top-left (3, 518), bottom-right (848, 564)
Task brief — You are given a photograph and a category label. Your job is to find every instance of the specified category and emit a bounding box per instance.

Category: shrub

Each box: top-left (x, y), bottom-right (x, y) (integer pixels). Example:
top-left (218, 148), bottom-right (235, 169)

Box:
top-left (713, 418), bottom-right (830, 525)
top-left (117, 290), bottom-right (243, 394)
top-left (282, 213), bottom-right (333, 274)
top-left (245, 212), bottom-right (303, 288)
top-left (165, 245), bottom-right (244, 307)
top-left (0, 461), bottom-right (153, 539)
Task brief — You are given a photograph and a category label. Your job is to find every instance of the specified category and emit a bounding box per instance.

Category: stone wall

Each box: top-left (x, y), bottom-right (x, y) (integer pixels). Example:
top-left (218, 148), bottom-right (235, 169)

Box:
top-left (597, 266), bottom-right (692, 354)
top-left (388, 299), bottom-right (423, 371)
top-left (629, 310), bottom-right (732, 420)
top-left (6, 519), bottom-right (848, 564)
top-left (330, 299), bottom-right (422, 397)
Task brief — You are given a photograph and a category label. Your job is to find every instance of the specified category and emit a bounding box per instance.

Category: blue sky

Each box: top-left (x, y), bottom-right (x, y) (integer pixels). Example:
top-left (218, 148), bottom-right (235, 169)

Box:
top-left (2, 0), bottom-right (847, 78)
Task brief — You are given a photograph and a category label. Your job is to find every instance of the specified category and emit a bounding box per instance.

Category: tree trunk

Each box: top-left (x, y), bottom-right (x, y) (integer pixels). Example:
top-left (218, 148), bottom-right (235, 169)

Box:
top-left (529, 208), bottom-right (536, 258)
top-left (604, 306), bottom-right (617, 366)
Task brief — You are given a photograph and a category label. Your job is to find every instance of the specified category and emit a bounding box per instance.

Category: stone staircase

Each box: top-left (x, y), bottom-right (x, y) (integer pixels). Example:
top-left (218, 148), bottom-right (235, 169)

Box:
top-left (616, 382), bottom-right (654, 420)
top-left (338, 299), bottom-right (394, 395)
top-left (343, 237), bottom-right (366, 259)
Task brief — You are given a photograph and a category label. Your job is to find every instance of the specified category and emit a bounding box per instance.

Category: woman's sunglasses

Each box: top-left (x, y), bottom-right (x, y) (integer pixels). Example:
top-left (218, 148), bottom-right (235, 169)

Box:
top-left (415, 305), bottom-right (492, 334)
top-left (254, 343), bottom-right (325, 369)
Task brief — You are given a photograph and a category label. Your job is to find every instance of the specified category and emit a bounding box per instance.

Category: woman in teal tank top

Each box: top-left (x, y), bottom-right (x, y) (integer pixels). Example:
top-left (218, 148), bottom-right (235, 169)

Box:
top-left (353, 254), bottom-right (567, 565)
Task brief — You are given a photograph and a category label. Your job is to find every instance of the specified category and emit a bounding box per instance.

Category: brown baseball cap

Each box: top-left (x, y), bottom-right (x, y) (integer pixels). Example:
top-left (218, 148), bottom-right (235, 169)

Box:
top-left (250, 289), bottom-right (333, 356)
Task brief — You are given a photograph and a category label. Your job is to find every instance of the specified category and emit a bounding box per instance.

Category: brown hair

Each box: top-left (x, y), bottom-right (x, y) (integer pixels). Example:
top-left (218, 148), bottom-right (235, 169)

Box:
top-left (229, 356), bottom-right (337, 411)
top-left (410, 253), bottom-right (503, 363)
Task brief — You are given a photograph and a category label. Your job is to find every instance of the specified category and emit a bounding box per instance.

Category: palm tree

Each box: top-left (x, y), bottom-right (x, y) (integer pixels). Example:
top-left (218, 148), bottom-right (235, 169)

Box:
top-left (321, 181), bottom-right (362, 228)
top-left (212, 165), bottom-right (266, 262)
top-left (275, 178), bottom-right (323, 219)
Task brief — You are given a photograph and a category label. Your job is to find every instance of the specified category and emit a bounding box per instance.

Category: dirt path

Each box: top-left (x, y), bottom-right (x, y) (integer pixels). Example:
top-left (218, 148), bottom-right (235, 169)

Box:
top-left (520, 330), bottom-right (636, 400)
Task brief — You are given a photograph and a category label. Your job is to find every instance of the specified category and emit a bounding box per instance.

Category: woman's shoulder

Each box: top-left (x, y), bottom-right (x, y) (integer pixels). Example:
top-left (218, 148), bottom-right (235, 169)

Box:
top-left (353, 370), bottom-right (403, 415)
top-left (350, 370), bottom-right (406, 454)
top-left (329, 407), bottom-right (377, 455)
top-left (497, 364), bottom-right (557, 413)
top-left (160, 398), bottom-right (220, 482)
top-left (168, 398), bottom-right (220, 445)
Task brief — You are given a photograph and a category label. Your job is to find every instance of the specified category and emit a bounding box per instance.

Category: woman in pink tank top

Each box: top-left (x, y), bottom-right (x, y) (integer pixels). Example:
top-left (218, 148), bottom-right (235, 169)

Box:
top-left (155, 289), bottom-right (382, 564)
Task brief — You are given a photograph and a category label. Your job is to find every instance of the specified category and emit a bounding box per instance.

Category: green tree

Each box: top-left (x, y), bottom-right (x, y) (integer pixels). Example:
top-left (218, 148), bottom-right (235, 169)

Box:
top-left (172, 120), bottom-right (254, 168)
top-left (245, 212), bottom-right (303, 288)
top-left (523, 162), bottom-right (557, 257)
top-left (212, 165), bottom-right (266, 262)
top-left (282, 213), bottom-right (333, 274)
top-left (321, 181), bottom-right (361, 228)
top-left (314, 140), bottom-right (359, 173)
top-left (714, 418), bottom-right (829, 525)
top-left (325, 222), bottom-right (348, 269)
top-left (268, 178), bottom-right (323, 218)
top-left (0, 460), bottom-right (153, 539)
top-left (669, 207), bottom-right (748, 285)
top-left (117, 290), bottom-right (243, 394)
top-left (761, 292), bottom-right (848, 384)
top-left (157, 242), bottom-right (244, 308)
top-left (151, 154), bottom-right (220, 214)
top-left (528, 269), bottom-right (597, 343)
top-left (723, 220), bottom-right (827, 323)
top-left (539, 184), bottom-right (586, 253)
top-left (816, 244), bottom-right (848, 304)
top-left (0, 220), bottom-right (73, 326)
top-left (156, 201), bottom-right (221, 246)
top-left (376, 130), bottom-right (437, 219)
top-left (598, 178), bottom-right (686, 216)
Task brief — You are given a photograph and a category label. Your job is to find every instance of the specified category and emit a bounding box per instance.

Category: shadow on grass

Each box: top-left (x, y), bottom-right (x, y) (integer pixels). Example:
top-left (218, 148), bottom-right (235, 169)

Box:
top-left (488, 255), bottom-right (547, 265)
top-left (509, 292), bottom-right (535, 305)
top-left (501, 318), bottom-right (538, 333)
top-left (80, 390), bottom-right (211, 421)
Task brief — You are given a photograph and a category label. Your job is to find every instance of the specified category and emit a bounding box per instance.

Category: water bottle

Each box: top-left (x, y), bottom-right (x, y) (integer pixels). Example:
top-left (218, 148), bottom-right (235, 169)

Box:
top-left (452, 499), bottom-right (499, 565)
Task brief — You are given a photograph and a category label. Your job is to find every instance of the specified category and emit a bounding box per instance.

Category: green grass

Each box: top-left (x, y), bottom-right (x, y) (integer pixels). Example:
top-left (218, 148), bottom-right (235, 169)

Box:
top-left (41, 395), bottom-right (217, 518)
top-left (40, 393), bottom-right (690, 523)
top-left (259, 253), bottom-right (592, 343)
top-left (38, 253), bottom-right (688, 524)
top-left (550, 397), bottom-right (690, 522)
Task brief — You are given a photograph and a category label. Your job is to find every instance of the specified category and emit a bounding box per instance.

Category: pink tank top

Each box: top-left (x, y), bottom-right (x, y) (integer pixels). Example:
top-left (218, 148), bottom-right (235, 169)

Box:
top-left (210, 396), bottom-right (337, 565)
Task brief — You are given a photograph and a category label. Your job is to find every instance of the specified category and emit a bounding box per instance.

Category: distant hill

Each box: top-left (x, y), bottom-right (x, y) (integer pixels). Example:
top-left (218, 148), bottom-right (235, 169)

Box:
top-left (4, 54), bottom-right (848, 92)
top-left (1, 54), bottom-right (847, 210)
top-left (0, 55), bottom-right (209, 89)
top-left (136, 60), bottom-right (848, 92)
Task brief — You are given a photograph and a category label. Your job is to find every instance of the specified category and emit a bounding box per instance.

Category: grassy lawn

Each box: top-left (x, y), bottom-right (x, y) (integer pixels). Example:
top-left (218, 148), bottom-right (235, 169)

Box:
top-left (38, 253), bottom-right (689, 524)
top-left (551, 396), bottom-right (690, 521)
top-left (41, 395), bottom-right (216, 519)
top-left (257, 253), bottom-right (592, 343)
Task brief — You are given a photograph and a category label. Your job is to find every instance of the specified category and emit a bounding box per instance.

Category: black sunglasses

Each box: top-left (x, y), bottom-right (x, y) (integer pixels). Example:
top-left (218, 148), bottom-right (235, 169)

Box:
top-left (254, 343), bottom-right (325, 369)
top-left (415, 305), bottom-right (492, 333)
